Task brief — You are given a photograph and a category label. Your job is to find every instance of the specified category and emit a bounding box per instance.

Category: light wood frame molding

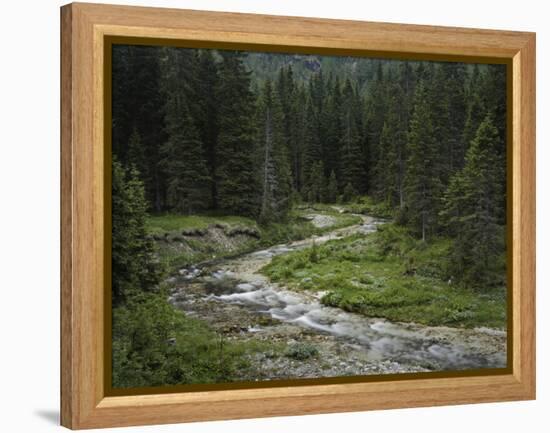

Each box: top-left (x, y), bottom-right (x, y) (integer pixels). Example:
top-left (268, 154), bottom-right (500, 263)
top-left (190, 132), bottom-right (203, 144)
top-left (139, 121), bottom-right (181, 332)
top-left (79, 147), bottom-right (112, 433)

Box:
top-left (60, 2), bottom-right (536, 429)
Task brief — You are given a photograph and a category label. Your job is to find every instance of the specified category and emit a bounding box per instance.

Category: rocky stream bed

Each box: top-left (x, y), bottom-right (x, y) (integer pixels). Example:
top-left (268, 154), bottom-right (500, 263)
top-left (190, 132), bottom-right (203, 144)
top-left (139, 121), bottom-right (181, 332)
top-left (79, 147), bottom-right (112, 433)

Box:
top-left (167, 214), bottom-right (507, 381)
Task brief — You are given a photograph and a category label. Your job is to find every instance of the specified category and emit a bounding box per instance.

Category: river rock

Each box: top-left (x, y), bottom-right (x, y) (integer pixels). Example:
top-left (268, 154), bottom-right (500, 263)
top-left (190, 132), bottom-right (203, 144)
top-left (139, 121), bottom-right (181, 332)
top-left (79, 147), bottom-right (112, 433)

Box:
top-left (236, 283), bottom-right (256, 292)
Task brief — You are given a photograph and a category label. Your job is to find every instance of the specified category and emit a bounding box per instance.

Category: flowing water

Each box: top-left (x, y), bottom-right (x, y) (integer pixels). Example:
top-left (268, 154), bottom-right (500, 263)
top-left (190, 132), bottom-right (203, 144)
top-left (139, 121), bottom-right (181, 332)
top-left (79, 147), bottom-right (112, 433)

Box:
top-left (168, 214), bottom-right (506, 379)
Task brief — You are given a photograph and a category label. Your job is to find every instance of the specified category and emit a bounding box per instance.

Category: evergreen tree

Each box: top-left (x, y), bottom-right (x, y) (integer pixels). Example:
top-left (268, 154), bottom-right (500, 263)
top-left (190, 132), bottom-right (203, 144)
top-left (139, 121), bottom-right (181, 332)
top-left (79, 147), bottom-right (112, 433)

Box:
top-left (342, 182), bottom-right (356, 203)
top-left (291, 84), bottom-right (308, 192)
top-left (216, 51), bottom-right (260, 217)
top-left (194, 50), bottom-right (220, 208)
top-left (462, 65), bottom-right (486, 154)
top-left (441, 114), bottom-right (505, 286)
top-left (403, 83), bottom-right (443, 241)
top-left (339, 79), bottom-right (364, 196)
top-left (112, 45), bottom-right (166, 211)
top-left (326, 170), bottom-right (338, 203)
top-left (258, 80), bottom-right (293, 223)
top-left (127, 126), bottom-right (147, 179)
top-left (305, 161), bottom-right (326, 203)
top-left (111, 159), bottom-right (162, 306)
top-left (444, 63), bottom-right (467, 172)
top-left (364, 62), bottom-right (388, 194)
top-left (161, 95), bottom-right (211, 214)
top-left (323, 76), bottom-right (343, 178)
top-left (428, 65), bottom-right (453, 185)
top-left (301, 100), bottom-right (323, 198)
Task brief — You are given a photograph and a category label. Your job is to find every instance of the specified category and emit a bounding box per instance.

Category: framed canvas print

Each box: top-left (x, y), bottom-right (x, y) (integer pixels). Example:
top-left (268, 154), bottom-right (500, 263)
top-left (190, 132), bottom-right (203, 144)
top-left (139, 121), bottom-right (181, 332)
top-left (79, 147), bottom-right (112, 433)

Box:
top-left (60, 2), bottom-right (536, 429)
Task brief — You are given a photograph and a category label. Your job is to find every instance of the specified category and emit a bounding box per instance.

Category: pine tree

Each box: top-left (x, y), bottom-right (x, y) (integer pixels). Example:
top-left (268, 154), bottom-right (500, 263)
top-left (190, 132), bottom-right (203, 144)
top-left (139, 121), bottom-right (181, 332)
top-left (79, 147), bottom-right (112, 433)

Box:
top-left (194, 50), bottom-right (220, 208)
top-left (403, 83), bottom-right (443, 241)
top-left (441, 114), bottom-right (505, 286)
top-left (291, 84), bottom-right (308, 192)
top-left (342, 182), bottom-right (356, 203)
top-left (301, 100), bottom-right (323, 198)
top-left (428, 65), bottom-right (453, 185)
top-left (326, 170), bottom-right (338, 203)
top-left (462, 65), bottom-right (486, 154)
top-left (127, 126), bottom-right (147, 179)
top-left (111, 158), bottom-right (162, 306)
top-left (112, 45), bottom-right (166, 211)
top-left (444, 63), bottom-right (467, 172)
top-left (258, 80), bottom-right (293, 223)
top-left (161, 95), bottom-right (211, 214)
top-left (339, 79), bottom-right (364, 196)
top-left (323, 76), bottom-right (343, 178)
top-left (216, 51), bottom-right (260, 217)
top-left (364, 62), bottom-right (388, 194)
top-left (305, 161), bottom-right (326, 203)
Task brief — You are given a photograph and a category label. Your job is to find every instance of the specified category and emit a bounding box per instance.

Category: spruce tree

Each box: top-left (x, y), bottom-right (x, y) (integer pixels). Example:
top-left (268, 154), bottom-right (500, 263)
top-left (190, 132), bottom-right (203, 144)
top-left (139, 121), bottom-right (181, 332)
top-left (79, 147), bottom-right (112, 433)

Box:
top-left (161, 96), bottom-right (211, 214)
top-left (301, 100), bottom-right (323, 199)
top-left (441, 114), bottom-right (505, 286)
top-left (258, 80), bottom-right (293, 223)
top-left (403, 83), bottom-right (443, 241)
top-left (428, 65), bottom-right (452, 185)
top-left (216, 51), bottom-right (260, 217)
top-left (305, 161), bottom-right (326, 203)
top-left (462, 65), bottom-right (486, 154)
top-left (326, 170), bottom-right (338, 203)
top-left (364, 62), bottom-right (388, 194)
top-left (444, 63), bottom-right (467, 172)
top-left (324, 77), bottom-right (343, 178)
top-left (291, 84), bottom-right (308, 192)
top-left (127, 126), bottom-right (147, 179)
top-left (339, 79), bottom-right (364, 196)
top-left (112, 45), bottom-right (166, 211)
top-left (111, 158), bottom-right (162, 306)
top-left (194, 50), bottom-right (220, 208)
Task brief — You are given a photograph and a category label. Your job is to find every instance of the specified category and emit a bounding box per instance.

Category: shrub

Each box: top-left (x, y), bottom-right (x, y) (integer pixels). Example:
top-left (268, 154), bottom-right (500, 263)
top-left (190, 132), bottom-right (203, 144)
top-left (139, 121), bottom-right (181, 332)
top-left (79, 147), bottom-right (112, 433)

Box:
top-left (285, 343), bottom-right (319, 360)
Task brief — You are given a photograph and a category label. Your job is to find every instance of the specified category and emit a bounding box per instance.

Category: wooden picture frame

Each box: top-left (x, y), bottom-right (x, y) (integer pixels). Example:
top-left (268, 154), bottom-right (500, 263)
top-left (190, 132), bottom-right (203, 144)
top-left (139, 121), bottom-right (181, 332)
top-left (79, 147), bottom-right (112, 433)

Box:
top-left (60, 2), bottom-right (536, 429)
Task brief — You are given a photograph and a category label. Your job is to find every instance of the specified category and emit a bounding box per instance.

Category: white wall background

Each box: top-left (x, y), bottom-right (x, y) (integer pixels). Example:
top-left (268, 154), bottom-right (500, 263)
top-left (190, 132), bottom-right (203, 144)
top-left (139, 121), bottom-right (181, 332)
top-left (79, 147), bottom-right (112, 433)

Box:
top-left (0, 0), bottom-right (546, 431)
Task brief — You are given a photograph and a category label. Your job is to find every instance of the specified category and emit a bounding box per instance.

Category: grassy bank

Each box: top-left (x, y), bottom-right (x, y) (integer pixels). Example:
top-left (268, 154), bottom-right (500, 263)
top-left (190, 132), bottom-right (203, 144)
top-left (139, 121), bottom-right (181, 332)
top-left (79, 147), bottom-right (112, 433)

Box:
top-left (261, 224), bottom-right (506, 329)
top-left (112, 289), bottom-right (284, 388)
top-left (147, 207), bottom-right (361, 273)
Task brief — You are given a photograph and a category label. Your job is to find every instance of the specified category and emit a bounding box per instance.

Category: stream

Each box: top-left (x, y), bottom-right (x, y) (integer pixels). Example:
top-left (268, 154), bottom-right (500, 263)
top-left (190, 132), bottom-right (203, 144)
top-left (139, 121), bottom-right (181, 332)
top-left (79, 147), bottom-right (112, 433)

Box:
top-left (168, 214), bottom-right (507, 380)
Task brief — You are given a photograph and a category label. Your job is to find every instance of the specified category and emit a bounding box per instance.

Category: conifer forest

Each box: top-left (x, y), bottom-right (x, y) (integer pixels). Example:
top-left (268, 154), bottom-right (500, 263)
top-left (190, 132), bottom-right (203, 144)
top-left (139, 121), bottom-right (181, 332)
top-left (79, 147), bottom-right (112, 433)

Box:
top-left (111, 45), bottom-right (508, 389)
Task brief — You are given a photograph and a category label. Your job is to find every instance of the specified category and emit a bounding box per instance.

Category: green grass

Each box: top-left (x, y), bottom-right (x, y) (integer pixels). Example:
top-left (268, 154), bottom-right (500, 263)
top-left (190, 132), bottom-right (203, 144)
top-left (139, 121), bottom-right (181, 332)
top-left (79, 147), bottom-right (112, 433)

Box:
top-left (341, 196), bottom-right (395, 219)
top-left (261, 225), bottom-right (507, 329)
top-left (112, 290), bottom-right (283, 388)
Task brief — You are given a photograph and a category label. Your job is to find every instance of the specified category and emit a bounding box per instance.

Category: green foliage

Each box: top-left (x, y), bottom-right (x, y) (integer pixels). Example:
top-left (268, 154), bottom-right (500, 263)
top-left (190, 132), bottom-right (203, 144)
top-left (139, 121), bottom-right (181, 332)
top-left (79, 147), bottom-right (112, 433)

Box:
top-left (339, 79), bottom-right (365, 194)
top-left (440, 114), bottom-right (506, 287)
top-left (303, 160), bottom-right (326, 203)
top-left (285, 343), bottom-right (319, 360)
top-left (161, 85), bottom-right (211, 213)
top-left (342, 183), bottom-right (357, 203)
top-left (403, 83), bottom-right (443, 241)
top-left (216, 51), bottom-right (260, 217)
top-left (345, 196), bottom-right (394, 219)
top-left (146, 208), bottom-right (360, 272)
top-left (111, 159), bottom-right (162, 305)
top-left (257, 79), bottom-right (293, 223)
top-left (326, 170), bottom-right (338, 203)
top-left (112, 292), bottom-right (262, 388)
top-left (261, 226), bottom-right (506, 328)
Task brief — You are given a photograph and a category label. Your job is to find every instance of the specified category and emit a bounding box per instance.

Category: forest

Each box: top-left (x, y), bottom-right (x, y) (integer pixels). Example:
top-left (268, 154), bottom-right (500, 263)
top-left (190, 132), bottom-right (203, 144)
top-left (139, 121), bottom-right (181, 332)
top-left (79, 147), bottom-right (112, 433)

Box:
top-left (111, 45), bottom-right (507, 388)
